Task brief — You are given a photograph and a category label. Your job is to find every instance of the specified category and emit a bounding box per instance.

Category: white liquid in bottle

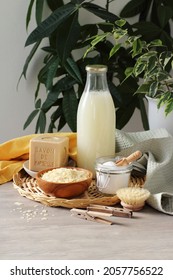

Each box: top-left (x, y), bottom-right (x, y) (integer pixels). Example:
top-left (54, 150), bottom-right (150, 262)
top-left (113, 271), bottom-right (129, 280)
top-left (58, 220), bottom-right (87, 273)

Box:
top-left (77, 65), bottom-right (116, 175)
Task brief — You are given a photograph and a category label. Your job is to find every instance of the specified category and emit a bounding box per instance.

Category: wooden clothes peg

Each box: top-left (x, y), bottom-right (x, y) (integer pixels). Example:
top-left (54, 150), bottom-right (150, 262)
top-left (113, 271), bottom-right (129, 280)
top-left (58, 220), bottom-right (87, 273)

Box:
top-left (87, 204), bottom-right (132, 218)
top-left (70, 204), bottom-right (132, 225)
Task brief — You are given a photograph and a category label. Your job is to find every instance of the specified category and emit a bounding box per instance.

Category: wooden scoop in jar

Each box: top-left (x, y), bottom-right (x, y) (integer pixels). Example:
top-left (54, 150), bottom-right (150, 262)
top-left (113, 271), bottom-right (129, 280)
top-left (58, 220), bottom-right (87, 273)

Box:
top-left (115, 150), bottom-right (142, 166)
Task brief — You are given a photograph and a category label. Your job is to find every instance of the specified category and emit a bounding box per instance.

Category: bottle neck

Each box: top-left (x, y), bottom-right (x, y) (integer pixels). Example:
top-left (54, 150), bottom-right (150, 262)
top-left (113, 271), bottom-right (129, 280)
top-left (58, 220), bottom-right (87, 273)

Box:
top-left (84, 71), bottom-right (109, 92)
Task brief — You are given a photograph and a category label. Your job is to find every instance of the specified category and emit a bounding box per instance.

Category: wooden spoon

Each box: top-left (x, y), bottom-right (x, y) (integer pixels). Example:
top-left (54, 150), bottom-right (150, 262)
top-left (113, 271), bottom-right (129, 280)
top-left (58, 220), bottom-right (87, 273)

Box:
top-left (115, 150), bottom-right (142, 166)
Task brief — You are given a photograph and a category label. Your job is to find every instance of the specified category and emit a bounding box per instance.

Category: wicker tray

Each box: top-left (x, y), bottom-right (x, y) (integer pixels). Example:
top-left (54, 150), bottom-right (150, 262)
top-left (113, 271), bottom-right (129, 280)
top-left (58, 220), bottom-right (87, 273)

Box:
top-left (13, 169), bottom-right (145, 209)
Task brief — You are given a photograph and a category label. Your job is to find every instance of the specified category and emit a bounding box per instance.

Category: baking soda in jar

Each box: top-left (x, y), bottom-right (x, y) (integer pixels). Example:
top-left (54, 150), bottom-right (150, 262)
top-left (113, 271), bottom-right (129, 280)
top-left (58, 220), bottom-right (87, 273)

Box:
top-left (95, 157), bottom-right (132, 194)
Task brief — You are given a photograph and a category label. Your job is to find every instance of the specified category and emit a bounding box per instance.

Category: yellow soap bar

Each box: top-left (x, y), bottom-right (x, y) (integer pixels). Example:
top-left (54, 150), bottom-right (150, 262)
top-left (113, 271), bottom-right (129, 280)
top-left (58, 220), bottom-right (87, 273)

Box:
top-left (29, 136), bottom-right (69, 171)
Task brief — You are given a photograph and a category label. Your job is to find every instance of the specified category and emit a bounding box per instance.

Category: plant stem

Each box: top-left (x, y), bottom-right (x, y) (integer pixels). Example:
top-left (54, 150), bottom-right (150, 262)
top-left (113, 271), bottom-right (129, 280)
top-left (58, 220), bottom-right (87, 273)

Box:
top-left (106, 0), bottom-right (115, 11)
top-left (106, 0), bottom-right (109, 12)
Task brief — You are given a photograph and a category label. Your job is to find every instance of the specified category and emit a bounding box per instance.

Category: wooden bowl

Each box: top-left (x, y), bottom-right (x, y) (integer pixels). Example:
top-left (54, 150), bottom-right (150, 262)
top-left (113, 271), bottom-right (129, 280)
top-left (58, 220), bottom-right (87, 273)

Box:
top-left (36, 167), bottom-right (93, 198)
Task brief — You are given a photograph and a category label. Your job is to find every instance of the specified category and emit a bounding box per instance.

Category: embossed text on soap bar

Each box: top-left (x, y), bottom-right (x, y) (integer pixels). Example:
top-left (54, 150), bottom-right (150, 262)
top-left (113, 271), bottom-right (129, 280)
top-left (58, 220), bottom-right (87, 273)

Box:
top-left (34, 146), bottom-right (55, 168)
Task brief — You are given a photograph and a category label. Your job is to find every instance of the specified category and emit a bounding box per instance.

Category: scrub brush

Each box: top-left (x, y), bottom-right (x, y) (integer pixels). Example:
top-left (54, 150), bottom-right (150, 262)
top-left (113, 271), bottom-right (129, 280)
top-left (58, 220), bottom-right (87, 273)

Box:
top-left (116, 187), bottom-right (150, 211)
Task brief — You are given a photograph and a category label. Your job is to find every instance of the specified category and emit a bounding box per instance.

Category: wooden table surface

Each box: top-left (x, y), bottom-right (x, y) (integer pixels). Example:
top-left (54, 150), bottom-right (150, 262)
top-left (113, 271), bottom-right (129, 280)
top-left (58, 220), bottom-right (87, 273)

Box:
top-left (0, 181), bottom-right (173, 260)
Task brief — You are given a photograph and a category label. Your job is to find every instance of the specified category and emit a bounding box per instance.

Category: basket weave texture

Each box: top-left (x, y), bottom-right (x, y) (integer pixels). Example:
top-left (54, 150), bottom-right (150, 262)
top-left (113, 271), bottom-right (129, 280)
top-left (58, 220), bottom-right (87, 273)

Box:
top-left (13, 169), bottom-right (145, 209)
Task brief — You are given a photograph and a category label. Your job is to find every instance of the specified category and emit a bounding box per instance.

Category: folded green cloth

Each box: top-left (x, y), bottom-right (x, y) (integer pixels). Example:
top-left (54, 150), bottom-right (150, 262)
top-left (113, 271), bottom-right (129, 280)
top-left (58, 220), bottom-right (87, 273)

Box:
top-left (115, 128), bottom-right (173, 215)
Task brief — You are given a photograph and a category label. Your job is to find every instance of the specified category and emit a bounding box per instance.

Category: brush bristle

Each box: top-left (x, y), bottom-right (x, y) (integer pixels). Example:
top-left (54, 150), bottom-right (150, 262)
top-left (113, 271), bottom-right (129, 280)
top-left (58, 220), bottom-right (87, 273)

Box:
top-left (116, 187), bottom-right (150, 206)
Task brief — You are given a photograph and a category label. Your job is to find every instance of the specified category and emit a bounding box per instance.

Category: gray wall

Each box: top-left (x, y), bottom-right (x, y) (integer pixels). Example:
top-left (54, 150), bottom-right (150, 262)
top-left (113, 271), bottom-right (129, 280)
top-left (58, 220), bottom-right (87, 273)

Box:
top-left (0, 0), bottom-right (144, 143)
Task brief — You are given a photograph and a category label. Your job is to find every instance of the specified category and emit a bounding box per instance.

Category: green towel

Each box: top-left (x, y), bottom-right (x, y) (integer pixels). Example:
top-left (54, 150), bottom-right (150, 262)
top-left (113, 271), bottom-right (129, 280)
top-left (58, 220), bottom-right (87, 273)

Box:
top-left (115, 128), bottom-right (173, 215)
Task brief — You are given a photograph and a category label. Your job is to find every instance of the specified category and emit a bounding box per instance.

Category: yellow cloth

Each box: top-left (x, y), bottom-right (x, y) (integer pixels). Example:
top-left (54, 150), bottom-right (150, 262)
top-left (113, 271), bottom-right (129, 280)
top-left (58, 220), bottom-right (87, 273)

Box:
top-left (0, 132), bottom-right (77, 184)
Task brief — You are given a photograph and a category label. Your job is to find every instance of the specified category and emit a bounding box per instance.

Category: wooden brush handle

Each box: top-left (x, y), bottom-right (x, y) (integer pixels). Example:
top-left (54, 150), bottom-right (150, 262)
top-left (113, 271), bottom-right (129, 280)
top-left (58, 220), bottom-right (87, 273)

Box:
top-left (126, 150), bottom-right (142, 163)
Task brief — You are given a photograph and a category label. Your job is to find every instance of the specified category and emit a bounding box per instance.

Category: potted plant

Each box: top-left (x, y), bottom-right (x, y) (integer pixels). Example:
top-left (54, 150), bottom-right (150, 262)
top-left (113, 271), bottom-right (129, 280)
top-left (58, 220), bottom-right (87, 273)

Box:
top-left (21, 0), bottom-right (173, 133)
top-left (21, 0), bottom-right (148, 133)
top-left (86, 17), bottom-right (173, 134)
top-left (124, 38), bottom-right (173, 134)
top-left (112, 0), bottom-right (173, 134)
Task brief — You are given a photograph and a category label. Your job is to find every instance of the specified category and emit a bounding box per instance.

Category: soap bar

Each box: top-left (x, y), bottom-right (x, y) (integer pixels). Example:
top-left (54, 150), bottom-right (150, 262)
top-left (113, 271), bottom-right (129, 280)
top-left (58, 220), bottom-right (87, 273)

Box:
top-left (29, 136), bottom-right (69, 171)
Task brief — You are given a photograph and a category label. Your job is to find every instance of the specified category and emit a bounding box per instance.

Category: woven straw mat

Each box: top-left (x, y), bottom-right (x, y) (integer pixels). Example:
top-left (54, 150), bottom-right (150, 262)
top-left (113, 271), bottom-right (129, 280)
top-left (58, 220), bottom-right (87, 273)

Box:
top-left (13, 169), bottom-right (145, 209)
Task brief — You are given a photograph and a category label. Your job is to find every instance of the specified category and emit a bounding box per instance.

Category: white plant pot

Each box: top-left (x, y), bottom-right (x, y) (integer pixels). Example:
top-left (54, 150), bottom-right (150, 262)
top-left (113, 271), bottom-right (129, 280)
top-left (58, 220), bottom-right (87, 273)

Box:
top-left (147, 96), bottom-right (173, 136)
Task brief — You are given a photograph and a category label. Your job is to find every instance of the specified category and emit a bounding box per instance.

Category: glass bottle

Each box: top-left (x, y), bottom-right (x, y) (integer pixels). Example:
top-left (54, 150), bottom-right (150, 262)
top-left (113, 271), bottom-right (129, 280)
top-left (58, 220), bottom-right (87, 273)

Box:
top-left (77, 65), bottom-right (116, 176)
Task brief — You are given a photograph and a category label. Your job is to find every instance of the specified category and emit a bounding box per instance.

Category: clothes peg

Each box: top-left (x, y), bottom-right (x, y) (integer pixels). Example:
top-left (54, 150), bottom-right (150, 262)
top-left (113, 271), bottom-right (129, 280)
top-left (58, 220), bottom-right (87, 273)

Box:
top-left (70, 204), bottom-right (132, 225)
top-left (87, 204), bottom-right (132, 218)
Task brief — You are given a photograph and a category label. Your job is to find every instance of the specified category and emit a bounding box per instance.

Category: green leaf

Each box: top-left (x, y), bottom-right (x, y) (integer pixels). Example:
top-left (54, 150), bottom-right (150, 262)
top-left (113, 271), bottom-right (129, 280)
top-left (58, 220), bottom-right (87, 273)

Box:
top-left (157, 70), bottom-right (170, 82)
top-left (165, 0), bottom-right (173, 10)
top-left (120, 0), bottom-right (146, 18)
top-left (133, 61), bottom-right (146, 77)
top-left (132, 38), bottom-right (143, 57)
top-left (48, 100), bottom-right (63, 132)
top-left (23, 109), bottom-right (39, 130)
top-left (157, 5), bottom-right (173, 28)
top-left (25, 3), bottom-right (77, 46)
top-left (47, 0), bottom-right (64, 11)
top-left (35, 110), bottom-right (46, 133)
top-left (140, 51), bottom-right (157, 59)
top-left (38, 55), bottom-right (59, 85)
top-left (147, 56), bottom-right (158, 73)
top-left (34, 81), bottom-right (41, 100)
top-left (62, 88), bottom-right (78, 132)
top-left (139, 0), bottom-right (152, 21)
top-left (36, 0), bottom-right (44, 25)
top-left (109, 43), bottom-right (121, 58)
top-left (116, 103), bottom-right (136, 129)
top-left (165, 99), bottom-right (173, 116)
top-left (157, 92), bottom-right (173, 116)
top-left (113, 28), bottom-right (127, 40)
top-left (26, 0), bottom-right (35, 30)
top-left (108, 80), bottom-right (123, 107)
top-left (82, 2), bottom-right (119, 22)
top-left (157, 92), bottom-right (170, 106)
top-left (51, 104), bottom-right (63, 122)
top-left (46, 57), bottom-right (60, 90)
top-left (42, 46), bottom-right (57, 54)
top-left (64, 57), bottom-right (83, 84)
top-left (159, 51), bottom-right (173, 68)
top-left (159, 29), bottom-right (173, 50)
top-left (35, 98), bottom-right (41, 109)
top-left (41, 90), bottom-right (61, 112)
top-left (42, 76), bottom-right (76, 111)
top-left (56, 12), bottom-right (80, 64)
top-left (135, 83), bottom-right (150, 94)
top-left (145, 67), bottom-right (158, 79)
top-left (125, 67), bottom-right (134, 77)
top-left (48, 122), bottom-right (55, 133)
top-left (84, 33), bottom-right (108, 57)
top-left (132, 22), bottom-right (162, 41)
top-left (80, 23), bottom-right (98, 41)
top-left (165, 104), bottom-right (173, 116)
top-left (149, 81), bottom-right (158, 97)
top-left (115, 19), bottom-right (127, 27)
top-left (58, 115), bottom-right (66, 131)
top-left (148, 39), bottom-right (163, 47)
top-left (91, 33), bottom-right (109, 46)
top-left (19, 41), bottom-right (41, 81)
top-left (123, 67), bottom-right (134, 83)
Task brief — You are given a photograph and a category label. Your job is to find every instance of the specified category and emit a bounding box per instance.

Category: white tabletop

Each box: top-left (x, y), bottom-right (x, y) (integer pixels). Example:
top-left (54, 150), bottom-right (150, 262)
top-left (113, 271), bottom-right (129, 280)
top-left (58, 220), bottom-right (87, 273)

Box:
top-left (0, 181), bottom-right (173, 260)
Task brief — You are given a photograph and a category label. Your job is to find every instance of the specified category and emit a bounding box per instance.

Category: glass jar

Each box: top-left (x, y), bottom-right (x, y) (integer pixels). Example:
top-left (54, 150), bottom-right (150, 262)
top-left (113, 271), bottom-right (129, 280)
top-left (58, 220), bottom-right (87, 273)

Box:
top-left (95, 156), bottom-right (133, 194)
